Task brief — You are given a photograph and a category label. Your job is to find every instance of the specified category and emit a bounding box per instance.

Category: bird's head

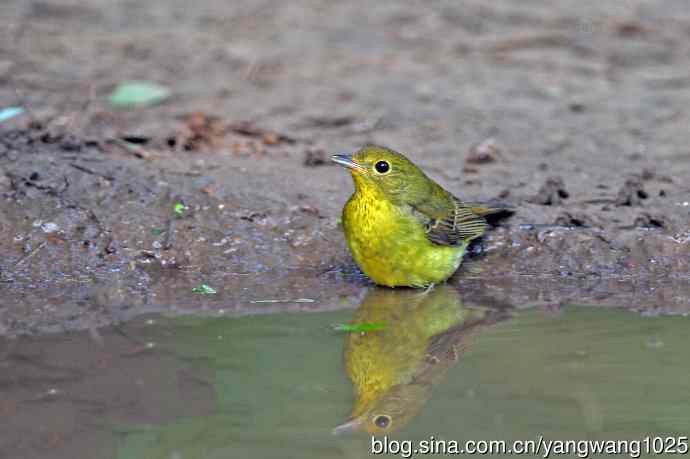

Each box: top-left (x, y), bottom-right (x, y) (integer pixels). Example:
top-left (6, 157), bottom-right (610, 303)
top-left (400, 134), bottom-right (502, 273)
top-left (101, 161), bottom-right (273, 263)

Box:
top-left (332, 383), bottom-right (430, 436)
top-left (332, 145), bottom-right (432, 203)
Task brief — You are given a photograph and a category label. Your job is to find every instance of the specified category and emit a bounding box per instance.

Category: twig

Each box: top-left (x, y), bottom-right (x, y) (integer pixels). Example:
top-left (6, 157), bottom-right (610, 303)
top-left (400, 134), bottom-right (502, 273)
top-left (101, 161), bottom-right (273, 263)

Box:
top-left (249, 298), bottom-right (315, 304)
top-left (14, 241), bottom-right (47, 267)
top-left (486, 34), bottom-right (595, 57)
top-left (162, 218), bottom-right (175, 249)
top-left (108, 138), bottom-right (154, 159)
top-left (227, 121), bottom-right (297, 144)
top-left (69, 162), bottom-right (114, 181)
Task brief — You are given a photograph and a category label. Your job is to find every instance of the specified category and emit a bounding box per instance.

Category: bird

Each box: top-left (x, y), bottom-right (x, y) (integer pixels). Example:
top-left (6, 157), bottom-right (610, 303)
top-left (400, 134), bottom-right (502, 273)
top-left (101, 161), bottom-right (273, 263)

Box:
top-left (333, 286), bottom-right (507, 435)
top-left (332, 145), bottom-right (507, 288)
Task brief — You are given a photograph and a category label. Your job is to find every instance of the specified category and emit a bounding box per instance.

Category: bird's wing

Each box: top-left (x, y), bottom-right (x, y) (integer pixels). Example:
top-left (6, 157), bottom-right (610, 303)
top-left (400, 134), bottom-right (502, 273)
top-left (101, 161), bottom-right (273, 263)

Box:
top-left (410, 196), bottom-right (488, 247)
top-left (412, 308), bottom-right (511, 386)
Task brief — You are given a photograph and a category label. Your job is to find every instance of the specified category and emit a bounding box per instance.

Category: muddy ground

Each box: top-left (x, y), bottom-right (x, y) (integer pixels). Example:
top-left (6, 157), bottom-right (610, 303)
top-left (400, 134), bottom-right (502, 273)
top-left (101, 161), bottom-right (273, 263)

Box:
top-left (1, 0), bottom-right (689, 335)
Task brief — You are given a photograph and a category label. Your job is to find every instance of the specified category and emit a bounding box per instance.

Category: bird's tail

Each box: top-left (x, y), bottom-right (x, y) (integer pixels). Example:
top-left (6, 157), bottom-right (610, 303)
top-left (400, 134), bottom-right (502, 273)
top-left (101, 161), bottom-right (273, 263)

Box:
top-left (467, 200), bottom-right (514, 223)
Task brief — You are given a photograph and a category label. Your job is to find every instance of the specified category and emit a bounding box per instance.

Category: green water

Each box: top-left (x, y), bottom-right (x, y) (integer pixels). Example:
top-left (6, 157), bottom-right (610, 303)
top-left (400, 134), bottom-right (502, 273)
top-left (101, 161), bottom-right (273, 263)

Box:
top-left (110, 292), bottom-right (689, 459)
top-left (2, 288), bottom-right (689, 459)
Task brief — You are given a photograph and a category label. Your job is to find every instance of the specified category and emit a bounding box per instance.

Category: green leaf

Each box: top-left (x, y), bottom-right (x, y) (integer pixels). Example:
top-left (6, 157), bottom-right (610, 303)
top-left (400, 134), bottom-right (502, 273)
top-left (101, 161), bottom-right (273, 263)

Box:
top-left (331, 322), bottom-right (386, 333)
top-left (174, 202), bottom-right (186, 216)
top-left (192, 284), bottom-right (217, 295)
top-left (151, 228), bottom-right (165, 236)
top-left (0, 106), bottom-right (24, 123)
top-left (109, 81), bottom-right (171, 108)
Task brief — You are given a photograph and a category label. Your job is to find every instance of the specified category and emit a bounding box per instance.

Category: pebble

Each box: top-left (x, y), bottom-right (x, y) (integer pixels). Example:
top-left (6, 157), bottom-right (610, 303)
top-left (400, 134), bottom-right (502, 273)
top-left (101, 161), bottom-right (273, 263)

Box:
top-left (41, 222), bottom-right (60, 233)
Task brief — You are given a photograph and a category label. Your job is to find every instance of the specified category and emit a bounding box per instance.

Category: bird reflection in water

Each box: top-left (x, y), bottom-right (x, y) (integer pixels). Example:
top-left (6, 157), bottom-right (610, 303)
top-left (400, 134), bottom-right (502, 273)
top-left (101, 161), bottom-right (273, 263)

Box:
top-left (334, 285), bottom-right (510, 435)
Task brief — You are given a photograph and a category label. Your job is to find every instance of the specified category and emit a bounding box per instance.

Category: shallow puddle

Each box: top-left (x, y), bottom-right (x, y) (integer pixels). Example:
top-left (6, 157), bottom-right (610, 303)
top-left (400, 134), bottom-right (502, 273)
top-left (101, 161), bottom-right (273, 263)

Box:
top-left (2, 287), bottom-right (689, 459)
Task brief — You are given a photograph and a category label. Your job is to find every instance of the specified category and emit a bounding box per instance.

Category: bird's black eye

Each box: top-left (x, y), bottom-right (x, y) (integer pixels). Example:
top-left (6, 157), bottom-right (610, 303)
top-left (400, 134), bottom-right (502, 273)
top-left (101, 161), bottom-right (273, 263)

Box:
top-left (374, 160), bottom-right (390, 174)
top-left (374, 415), bottom-right (391, 429)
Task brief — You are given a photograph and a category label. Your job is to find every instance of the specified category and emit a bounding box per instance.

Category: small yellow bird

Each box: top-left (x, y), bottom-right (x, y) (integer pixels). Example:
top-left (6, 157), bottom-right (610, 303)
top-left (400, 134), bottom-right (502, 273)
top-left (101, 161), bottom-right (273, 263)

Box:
top-left (332, 145), bottom-right (505, 288)
top-left (333, 286), bottom-right (507, 435)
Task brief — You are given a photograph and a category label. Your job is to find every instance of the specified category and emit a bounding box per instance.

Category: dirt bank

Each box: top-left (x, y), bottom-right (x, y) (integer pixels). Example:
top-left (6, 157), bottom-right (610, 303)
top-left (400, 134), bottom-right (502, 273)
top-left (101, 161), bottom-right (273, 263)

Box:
top-left (1, 0), bottom-right (689, 335)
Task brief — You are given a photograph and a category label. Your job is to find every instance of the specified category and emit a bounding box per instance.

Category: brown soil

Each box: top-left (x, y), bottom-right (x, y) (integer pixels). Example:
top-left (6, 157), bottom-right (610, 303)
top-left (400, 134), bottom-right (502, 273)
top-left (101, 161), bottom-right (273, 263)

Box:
top-left (1, 0), bottom-right (690, 335)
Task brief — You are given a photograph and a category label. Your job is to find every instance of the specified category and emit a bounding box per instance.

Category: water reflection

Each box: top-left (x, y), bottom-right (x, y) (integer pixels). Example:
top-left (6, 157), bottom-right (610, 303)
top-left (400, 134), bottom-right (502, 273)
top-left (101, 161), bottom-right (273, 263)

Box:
top-left (2, 292), bottom-right (690, 459)
top-left (335, 286), bottom-right (510, 435)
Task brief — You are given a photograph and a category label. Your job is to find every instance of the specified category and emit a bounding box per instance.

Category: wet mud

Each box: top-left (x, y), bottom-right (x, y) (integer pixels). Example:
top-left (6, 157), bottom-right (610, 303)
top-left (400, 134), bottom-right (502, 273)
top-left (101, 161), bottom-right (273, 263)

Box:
top-left (1, 0), bottom-right (690, 334)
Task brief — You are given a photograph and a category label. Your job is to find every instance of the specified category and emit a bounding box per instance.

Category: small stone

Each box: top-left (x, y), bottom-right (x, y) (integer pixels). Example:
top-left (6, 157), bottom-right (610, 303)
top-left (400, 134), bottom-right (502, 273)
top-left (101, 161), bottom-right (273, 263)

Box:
top-left (41, 222), bottom-right (60, 233)
top-left (634, 213), bottom-right (665, 229)
top-left (568, 101), bottom-right (586, 113)
top-left (529, 177), bottom-right (569, 206)
top-left (615, 175), bottom-right (648, 206)
top-left (466, 138), bottom-right (501, 164)
top-left (303, 148), bottom-right (328, 167)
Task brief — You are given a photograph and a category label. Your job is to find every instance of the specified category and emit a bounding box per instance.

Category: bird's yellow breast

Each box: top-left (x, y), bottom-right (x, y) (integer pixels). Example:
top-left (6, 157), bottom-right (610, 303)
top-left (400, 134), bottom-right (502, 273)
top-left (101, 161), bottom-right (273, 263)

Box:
top-left (342, 186), bottom-right (467, 288)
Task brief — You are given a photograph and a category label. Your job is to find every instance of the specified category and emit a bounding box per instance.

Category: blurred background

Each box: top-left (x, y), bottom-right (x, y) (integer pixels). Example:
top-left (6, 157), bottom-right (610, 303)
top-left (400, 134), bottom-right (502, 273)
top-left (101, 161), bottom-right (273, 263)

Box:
top-left (3, 0), bottom-right (690, 156)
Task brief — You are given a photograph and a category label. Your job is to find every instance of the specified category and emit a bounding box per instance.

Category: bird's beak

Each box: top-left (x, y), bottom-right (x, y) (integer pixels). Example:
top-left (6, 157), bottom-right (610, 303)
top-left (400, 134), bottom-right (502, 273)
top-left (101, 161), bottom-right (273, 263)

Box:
top-left (332, 417), bottom-right (362, 435)
top-left (331, 154), bottom-right (367, 174)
